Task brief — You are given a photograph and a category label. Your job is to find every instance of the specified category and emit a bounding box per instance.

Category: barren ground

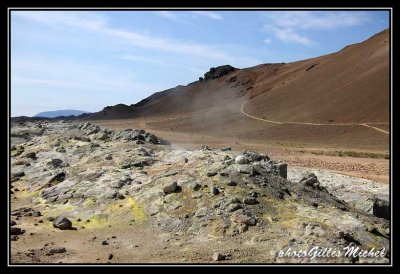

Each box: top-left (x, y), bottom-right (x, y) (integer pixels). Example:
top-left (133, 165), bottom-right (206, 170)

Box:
top-left (10, 121), bottom-right (390, 264)
top-left (92, 119), bottom-right (389, 185)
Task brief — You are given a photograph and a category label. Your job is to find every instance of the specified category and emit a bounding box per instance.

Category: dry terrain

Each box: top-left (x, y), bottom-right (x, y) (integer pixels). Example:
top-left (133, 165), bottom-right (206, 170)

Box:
top-left (10, 29), bottom-right (391, 265)
top-left (10, 121), bottom-right (390, 264)
top-left (85, 29), bottom-right (390, 185)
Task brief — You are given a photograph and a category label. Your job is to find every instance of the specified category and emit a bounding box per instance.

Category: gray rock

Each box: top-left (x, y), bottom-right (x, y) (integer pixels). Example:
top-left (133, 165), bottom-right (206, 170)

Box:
top-left (212, 252), bottom-right (226, 261)
top-left (207, 171), bottom-right (218, 177)
top-left (56, 147), bottom-right (66, 153)
top-left (226, 203), bottom-right (243, 212)
top-left (53, 216), bottom-right (72, 230)
top-left (10, 227), bottom-right (24, 235)
top-left (120, 162), bottom-right (133, 169)
top-left (87, 127), bottom-right (100, 135)
top-left (219, 171), bottom-right (229, 176)
top-left (164, 201), bottom-right (182, 211)
top-left (227, 180), bottom-right (237, 186)
top-left (158, 170), bottom-right (179, 178)
top-left (163, 181), bottom-right (177, 194)
top-left (48, 172), bottom-right (66, 184)
top-left (300, 172), bottom-right (317, 182)
top-left (105, 154), bottom-right (113, 160)
top-left (372, 198), bottom-right (390, 220)
top-left (25, 152), bottom-right (36, 159)
top-left (32, 211), bottom-right (41, 217)
top-left (10, 220), bottom-right (16, 226)
top-left (210, 185), bottom-right (220, 195)
top-left (195, 207), bottom-right (208, 218)
top-left (146, 134), bottom-right (159, 144)
top-left (11, 172), bottom-right (25, 179)
top-left (148, 206), bottom-right (160, 216)
top-left (300, 173), bottom-right (325, 190)
top-left (245, 151), bottom-right (269, 162)
top-left (101, 240), bottom-right (109, 245)
top-left (243, 197), bottom-right (258, 205)
top-left (129, 130), bottom-right (142, 140)
top-left (231, 210), bottom-right (257, 226)
top-left (96, 132), bottom-right (109, 140)
top-left (192, 193), bottom-right (203, 199)
top-left (120, 161), bottom-right (144, 169)
top-left (111, 181), bottom-right (124, 189)
top-left (244, 217), bottom-right (257, 226)
top-left (201, 145), bottom-right (211, 151)
top-left (235, 155), bottom-right (248, 165)
top-left (337, 231), bottom-right (360, 245)
top-left (49, 247), bottom-right (67, 254)
top-left (103, 190), bottom-right (117, 199)
top-left (120, 176), bottom-right (133, 184)
top-left (192, 182), bottom-right (201, 191)
top-left (47, 159), bottom-right (63, 168)
top-left (212, 200), bottom-right (222, 209)
top-left (133, 161), bottom-right (146, 167)
top-left (276, 163), bottom-right (287, 179)
top-left (237, 165), bottom-right (254, 174)
top-left (219, 197), bottom-right (241, 209)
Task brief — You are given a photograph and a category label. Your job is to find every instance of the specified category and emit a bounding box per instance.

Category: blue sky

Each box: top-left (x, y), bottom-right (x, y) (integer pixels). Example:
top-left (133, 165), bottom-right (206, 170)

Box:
top-left (11, 10), bottom-right (389, 116)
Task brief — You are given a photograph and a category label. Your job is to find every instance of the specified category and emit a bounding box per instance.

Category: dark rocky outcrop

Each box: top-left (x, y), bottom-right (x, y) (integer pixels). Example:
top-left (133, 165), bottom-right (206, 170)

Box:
top-left (53, 216), bottom-right (72, 230)
top-left (203, 65), bottom-right (237, 81)
top-left (373, 198), bottom-right (390, 220)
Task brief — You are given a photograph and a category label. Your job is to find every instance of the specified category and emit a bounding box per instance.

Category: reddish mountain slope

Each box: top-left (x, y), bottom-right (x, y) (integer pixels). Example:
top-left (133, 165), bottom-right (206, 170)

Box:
top-left (86, 29), bottom-right (389, 150)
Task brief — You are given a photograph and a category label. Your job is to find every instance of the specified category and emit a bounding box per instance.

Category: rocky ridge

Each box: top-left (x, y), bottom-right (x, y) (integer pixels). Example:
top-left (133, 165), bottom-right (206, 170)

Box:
top-left (202, 65), bottom-right (237, 81)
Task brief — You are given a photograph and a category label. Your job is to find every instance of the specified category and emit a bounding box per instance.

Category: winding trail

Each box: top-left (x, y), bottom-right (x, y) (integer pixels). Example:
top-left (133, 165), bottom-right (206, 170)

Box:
top-left (240, 99), bottom-right (389, 135)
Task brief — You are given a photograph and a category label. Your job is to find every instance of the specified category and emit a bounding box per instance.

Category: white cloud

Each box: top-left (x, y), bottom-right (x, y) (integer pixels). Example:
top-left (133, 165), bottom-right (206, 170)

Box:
top-left (118, 55), bottom-right (166, 65)
top-left (266, 11), bottom-right (370, 30)
top-left (263, 38), bottom-right (272, 44)
top-left (104, 28), bottom-right (230, 60)
top-left (12, 76), bottom-right (84, 89)
top-left (265, 26), bottom-right (314, 47)
top-left (14, 11), bottom-right (230, 61)
top-left (154, 11), bottom-right (191, 24)
top-left (191, 11), bottom-right (223, 20)
top-left (13, 11), bottom-right (108, 31)
top-left (262, 11), bottom-right (371, 46)
top-left (11, 56), bottom-right (161, 92)
top-left (155, 11), bottom-right (178, 20)
top-left (155, 11), bottom-right (223, 21)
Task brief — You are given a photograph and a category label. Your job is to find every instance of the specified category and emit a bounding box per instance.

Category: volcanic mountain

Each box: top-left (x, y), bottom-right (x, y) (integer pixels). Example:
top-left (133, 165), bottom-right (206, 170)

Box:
top-left (86, 29), bottom-right (389, 151)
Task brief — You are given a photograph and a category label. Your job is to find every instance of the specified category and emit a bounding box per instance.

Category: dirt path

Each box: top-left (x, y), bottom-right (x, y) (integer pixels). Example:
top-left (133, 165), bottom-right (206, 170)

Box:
top-left (240, 100), bottom-right (389, 135)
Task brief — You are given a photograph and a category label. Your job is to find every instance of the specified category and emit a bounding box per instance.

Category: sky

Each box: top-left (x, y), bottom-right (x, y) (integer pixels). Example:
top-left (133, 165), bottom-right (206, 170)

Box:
top-left (10, 10), bottom-right (389, 117)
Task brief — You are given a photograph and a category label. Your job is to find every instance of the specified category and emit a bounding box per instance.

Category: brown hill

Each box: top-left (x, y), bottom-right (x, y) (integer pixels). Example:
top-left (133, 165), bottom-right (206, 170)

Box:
top-left (86, 29), bottom-right (389, 152)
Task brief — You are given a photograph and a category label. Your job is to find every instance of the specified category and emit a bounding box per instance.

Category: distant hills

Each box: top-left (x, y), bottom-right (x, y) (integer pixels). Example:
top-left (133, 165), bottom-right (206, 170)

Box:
top-left (34, 110), bottom-right (91, 118)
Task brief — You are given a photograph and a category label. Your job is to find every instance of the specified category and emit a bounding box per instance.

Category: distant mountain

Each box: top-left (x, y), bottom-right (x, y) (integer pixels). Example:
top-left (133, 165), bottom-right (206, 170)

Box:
top-left (34, 110), bottom-right (91, 118)
top-left (87, 29), bottom-right (389, 125)
top-left (84, 29), bottom-right (389, 150)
